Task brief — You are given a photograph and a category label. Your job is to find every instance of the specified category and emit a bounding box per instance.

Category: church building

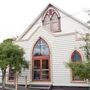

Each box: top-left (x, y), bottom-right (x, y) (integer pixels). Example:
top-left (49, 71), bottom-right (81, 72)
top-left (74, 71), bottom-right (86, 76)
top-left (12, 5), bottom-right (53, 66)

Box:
top-left (5, 4), bottom-right (90, 90)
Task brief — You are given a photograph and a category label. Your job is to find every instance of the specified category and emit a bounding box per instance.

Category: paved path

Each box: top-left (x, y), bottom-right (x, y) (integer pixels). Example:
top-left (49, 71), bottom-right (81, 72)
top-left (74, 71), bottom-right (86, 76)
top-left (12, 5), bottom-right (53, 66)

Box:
top-left (0, 85), bottom-right (30, 90)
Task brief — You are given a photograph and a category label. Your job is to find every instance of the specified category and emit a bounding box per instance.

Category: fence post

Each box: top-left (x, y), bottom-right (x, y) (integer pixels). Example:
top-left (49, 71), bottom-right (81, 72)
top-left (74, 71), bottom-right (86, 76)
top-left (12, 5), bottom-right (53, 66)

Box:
top-left (25, 76), bottom-right (27, 88)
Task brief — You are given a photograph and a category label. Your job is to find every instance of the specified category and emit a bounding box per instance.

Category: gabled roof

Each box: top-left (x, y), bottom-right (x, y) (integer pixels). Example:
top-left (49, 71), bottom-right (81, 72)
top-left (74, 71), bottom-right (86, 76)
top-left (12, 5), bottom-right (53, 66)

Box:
top-left (16, 4), bottom-right (88, 41)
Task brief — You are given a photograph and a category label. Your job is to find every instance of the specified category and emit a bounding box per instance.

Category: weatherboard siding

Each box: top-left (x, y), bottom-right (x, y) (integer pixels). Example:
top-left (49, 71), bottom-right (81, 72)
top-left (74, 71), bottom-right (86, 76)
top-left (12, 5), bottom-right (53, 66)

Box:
top-left (52, 34), bottom-right (75, 86)
top-left (15, 27), bottom-right (88, 86)
top-left (9, 4), bottom-right (89, 87)
top-left (17, 8), bottom-right (88, 41)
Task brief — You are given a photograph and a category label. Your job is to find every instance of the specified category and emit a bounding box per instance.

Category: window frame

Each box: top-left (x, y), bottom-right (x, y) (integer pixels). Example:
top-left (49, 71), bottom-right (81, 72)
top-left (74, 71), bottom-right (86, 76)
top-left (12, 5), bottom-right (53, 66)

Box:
top-left (71, 50), bottom-right (82, 62)
top-left (8, 66), bottom-right (15, 81)
top-left (42, 8), bottom-right (61, 32)
top-left (32, 38), bottom-right (50, 81)
top-left (51, 12), bottom-right (61, 32)
top-left (71, 50), bottom-right (84, 82)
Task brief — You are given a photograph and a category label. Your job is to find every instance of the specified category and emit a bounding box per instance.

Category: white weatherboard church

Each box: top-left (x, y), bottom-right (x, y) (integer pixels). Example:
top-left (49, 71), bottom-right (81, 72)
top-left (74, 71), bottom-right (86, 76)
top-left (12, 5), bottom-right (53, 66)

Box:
top-left (2, 4), bottom-right (90, 90)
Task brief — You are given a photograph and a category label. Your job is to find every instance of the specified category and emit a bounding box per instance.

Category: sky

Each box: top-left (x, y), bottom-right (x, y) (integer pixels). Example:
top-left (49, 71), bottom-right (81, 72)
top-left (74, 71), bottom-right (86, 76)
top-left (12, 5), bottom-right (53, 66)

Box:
top-left (0, 0), bottom-right (90, 42)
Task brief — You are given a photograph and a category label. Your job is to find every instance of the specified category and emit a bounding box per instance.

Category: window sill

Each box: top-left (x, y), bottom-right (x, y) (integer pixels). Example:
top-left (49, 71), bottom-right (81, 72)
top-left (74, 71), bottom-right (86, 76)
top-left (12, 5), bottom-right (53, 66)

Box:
top-left (8, 80), bottom-right (15, 82)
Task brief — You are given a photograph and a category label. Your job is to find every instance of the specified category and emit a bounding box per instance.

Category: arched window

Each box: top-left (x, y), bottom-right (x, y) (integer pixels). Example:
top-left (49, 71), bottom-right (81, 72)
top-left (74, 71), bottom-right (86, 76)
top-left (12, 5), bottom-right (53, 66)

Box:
top-left (32, 38), bottom-right (50, 81)
top-left (42, 8), bottom-right (60, 32)
top-left (71, 50), bottom-right (82, 62)
top-left (71, 50), bottom-right (83, 81)
top-left (51, 12), bottom-right (60, 32)
top-left (33, 38), bottom-right (49, 56)
top-left (43, 14), bottom-right (50, 30)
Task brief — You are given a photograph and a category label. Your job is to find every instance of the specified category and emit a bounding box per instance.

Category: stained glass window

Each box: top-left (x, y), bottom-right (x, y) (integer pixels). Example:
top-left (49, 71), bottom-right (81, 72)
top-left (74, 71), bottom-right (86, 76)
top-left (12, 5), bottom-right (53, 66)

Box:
top-left (32, 39), bottom-right (50, 81)
top-left (71, 50), bottom-right (83, 81)
top-left (71, 50), bottom-right (81, 62)
top-left (33, 39), bottom-right (49, 56)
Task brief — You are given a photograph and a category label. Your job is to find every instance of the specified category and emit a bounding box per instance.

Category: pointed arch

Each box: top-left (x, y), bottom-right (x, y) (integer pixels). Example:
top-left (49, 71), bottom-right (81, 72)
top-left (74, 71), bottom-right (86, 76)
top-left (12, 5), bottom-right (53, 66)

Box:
top-left (51, 12), bottom-right (58, 19)
top-left (32, 38), bottom-right (50, 81)
top-left (42, 8), bottom-right (61, 32)
top-left (71, 50), bottom-right (83, 81)
top-left (33, 38), bottom-right (50, 56)
top-left (43, 14), bottom-right (50, 24)
top-left (51, 12), bottom-right (61, 32)
top-left (43, 14), bottom-right (51, 31)
top-left (42, 7), bottom-right (60, 20)
top-left (71, 50), bottom-right (82, 62)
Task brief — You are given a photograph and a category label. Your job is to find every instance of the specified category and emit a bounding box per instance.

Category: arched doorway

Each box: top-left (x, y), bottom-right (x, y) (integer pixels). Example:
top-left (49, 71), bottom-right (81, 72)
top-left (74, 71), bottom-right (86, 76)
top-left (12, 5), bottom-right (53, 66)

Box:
top-left (32, 38), bottom-right (50, 81)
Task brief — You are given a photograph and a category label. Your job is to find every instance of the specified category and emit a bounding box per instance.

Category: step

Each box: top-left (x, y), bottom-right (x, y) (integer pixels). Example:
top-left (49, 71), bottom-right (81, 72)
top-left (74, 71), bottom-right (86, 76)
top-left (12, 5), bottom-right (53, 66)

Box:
top-left (29, 85), bottom-right (51, 90)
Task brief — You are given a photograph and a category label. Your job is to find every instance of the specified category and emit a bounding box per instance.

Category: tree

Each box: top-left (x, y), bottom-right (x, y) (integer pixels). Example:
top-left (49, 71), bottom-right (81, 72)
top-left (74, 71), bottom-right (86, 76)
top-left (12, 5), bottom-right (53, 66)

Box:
top-left (82, 33), bottom-right (90, 61)
top-left (0, 39), bottom-right (29, 90)
top-left (67, 33), bottom-right (90, 81)
top-left (9, 47), bottom-right (28, 90)
top-left (0, 39), bottom-right (13, 90)
top-left (6, 39), bottom-right (28, 90)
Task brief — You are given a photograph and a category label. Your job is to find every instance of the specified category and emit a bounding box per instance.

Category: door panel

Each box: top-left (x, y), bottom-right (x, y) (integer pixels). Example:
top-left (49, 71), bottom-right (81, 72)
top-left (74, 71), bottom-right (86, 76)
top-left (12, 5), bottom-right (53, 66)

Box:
top-left (42, 59), bottom-right (49, 80)
top-left (33, 60), bottom-right (40, 80)
top-left (33, 59), bottom-right (50, 81)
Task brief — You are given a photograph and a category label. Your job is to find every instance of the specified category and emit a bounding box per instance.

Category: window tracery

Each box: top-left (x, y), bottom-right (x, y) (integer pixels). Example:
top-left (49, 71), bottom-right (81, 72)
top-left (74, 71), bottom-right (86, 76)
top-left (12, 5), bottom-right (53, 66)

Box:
top-left (42, 8), bottom-right (61, 32)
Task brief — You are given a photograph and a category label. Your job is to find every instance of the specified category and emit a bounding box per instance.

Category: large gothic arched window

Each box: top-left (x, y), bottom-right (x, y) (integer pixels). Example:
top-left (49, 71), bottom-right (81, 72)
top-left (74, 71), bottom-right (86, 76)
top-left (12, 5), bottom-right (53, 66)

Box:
top-left (32, 38), bottom-right (50, 81)
top-left (42, 8), bottom-right (61, 32)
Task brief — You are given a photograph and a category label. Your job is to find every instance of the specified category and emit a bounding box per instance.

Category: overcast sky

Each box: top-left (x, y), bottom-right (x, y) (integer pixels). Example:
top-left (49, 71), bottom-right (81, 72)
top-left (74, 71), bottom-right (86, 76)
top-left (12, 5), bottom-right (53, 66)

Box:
top-left (0, 0), bottom-right (90, 42)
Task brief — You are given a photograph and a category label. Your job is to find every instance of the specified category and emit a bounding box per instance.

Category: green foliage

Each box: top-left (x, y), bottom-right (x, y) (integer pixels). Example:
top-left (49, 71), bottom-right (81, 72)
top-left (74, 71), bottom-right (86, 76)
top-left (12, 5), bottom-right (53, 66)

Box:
top-left (0, 40), bottom-right (11, 70)
top-left (0, 38), bottom-right (28, 71)
top-left (67, 33), bottom-right (90, 80)
top-left (0, 38), bottom-right (29, 89)
top-left (81, 33), bottom-right (90, 61)
top-left (67, 62), bottom-right (90, 79)
top-left (8, 46), bottom-right (28, 73)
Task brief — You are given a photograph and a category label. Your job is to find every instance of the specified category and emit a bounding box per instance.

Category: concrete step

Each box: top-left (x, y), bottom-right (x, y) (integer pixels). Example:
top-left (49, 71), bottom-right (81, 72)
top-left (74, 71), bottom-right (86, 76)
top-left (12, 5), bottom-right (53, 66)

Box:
top-left (29, 84), bottom-right (51, 90)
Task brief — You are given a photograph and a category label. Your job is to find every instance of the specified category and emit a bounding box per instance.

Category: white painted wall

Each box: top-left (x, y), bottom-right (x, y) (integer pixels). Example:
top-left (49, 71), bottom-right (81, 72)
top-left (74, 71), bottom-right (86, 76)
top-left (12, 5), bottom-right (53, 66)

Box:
top-left (14, 26), bottom-right (88, 87)
top-left (17, 6), bottom-right (88, 41)
top-left (6, 6), bottom-right (89, 86)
